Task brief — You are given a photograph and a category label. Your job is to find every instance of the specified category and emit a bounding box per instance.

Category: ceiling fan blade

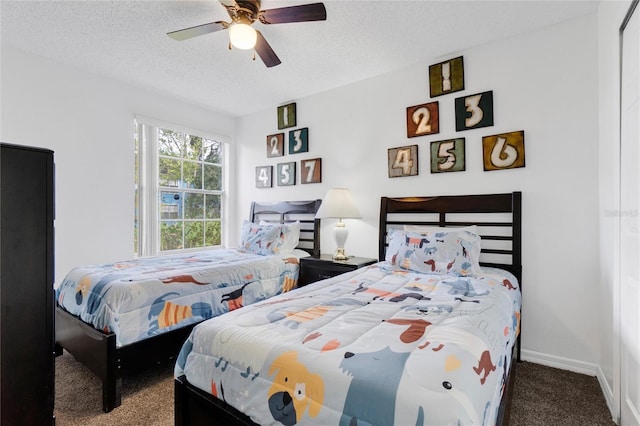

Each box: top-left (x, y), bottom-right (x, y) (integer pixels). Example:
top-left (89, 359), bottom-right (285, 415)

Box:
top-left (218, 0), bottom-right (237, 7)
top-left (255, 30), bottom-right (281, 67)
top-left (259, 2), bottom-right (326, 25)
top-left (167, 21), bottom-right (227, 41)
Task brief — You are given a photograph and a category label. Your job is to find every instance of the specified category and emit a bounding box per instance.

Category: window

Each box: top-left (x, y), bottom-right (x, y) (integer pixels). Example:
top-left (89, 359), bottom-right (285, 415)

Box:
top-left (134, 118), bottom-right (228, 257)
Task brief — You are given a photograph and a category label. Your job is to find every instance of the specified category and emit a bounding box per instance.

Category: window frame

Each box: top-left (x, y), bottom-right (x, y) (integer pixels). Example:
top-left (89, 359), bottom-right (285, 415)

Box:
top-left (134, 116), bottom-right (231, 257)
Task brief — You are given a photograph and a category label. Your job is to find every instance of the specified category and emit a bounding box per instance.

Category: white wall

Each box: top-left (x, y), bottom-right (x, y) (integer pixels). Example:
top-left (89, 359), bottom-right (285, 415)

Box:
top-left (0, 46), bottom-right (236, 286)
top-left (597, 0), bottom-right (635, 421)
top-left (236, 15), bottom-right (602, 369)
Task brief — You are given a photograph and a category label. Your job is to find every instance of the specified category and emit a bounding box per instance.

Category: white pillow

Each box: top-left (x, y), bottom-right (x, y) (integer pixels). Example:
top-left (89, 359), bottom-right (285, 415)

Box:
top-left (277, 248), bottom-right (311, 259)
top-left (259, 220), bottom-right (301, 253)
top-left (238, 220), bottom-right (284, 255)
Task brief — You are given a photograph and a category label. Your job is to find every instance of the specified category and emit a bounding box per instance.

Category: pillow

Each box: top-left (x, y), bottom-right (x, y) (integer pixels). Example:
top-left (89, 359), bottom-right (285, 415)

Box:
top-left (259, 220), bottom-right (301, 253)
top-left (404, 224), bottom-right (478, 234)
top-left (239, 221), bottom-right (287, 255)
top-left (385, 228), bottom-right (481, 277)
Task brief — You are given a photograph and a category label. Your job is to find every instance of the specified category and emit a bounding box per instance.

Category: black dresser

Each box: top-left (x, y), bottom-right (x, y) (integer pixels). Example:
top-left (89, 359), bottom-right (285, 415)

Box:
top-left (0, 143), bottom-right (55, 425)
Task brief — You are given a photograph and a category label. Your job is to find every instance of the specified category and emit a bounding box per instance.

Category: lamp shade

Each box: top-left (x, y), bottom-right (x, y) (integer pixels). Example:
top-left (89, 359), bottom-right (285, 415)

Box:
top-left (315, 188), bottom-right (361, 219)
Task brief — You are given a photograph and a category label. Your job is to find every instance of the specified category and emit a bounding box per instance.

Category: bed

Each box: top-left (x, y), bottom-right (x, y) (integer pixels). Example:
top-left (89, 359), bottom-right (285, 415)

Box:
top-left (54, 199), bottom-right (322, 412)
top-left (173, 192), bottom-right (522, 426)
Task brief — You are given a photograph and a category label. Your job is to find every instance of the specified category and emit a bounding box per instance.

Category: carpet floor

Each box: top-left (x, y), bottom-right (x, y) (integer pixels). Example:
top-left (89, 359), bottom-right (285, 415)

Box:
top-left (54, 351), bottom-right (616, 425)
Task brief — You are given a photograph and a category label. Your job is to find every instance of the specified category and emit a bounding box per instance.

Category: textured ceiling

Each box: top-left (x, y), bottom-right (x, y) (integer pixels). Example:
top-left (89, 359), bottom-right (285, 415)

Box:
top-left (1, 0), bottom-right (599, 117)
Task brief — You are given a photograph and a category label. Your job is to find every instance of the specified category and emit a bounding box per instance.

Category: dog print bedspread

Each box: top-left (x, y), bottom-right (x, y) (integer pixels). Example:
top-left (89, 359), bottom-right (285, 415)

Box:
top-left (175, 262), bottom-right (521, 425)
top-left (55, 249), bottom-right (300, 347)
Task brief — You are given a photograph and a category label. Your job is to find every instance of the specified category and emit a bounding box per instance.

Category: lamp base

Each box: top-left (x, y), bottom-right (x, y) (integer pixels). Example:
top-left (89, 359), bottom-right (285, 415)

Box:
top-left (332, 223), bottom-right (349, 261)
top-left (333, 248), bottom-right (349, 261)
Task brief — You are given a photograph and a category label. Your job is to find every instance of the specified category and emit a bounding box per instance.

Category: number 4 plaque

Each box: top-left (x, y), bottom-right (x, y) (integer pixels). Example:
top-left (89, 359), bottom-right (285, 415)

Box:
top-left (388, 145), bottom-right (418, 178)
top-left (255, 166), bottom-right (273, 188)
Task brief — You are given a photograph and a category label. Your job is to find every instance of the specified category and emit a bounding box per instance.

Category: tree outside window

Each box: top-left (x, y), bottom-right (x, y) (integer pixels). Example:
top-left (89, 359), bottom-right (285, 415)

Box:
top-left (135, 120), bottom-right (225, 256)
top-left (158, 129), bottom-right (222, 251)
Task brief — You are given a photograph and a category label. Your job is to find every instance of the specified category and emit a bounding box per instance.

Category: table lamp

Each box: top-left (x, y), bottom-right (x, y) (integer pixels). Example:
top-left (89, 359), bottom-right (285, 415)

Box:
top-left (315, 188), bottom-right (361, 260)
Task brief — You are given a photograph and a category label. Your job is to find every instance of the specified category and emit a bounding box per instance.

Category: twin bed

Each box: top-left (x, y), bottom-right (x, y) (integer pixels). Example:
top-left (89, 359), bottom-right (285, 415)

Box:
top-left (54, 199), bottom-right (322, 412)
top-left (173, 192), bottom-right (522, 426)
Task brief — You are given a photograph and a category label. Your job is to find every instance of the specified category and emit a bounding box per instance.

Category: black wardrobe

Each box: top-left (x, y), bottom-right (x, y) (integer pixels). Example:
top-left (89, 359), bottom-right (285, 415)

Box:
top-left (0, 143), bottom-right (55, 425)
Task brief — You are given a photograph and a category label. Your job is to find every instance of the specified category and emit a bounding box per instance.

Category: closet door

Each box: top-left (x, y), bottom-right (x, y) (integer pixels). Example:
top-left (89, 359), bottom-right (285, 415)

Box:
top-left (0, 143), bottom-right (55, 425)
top-left (620, 2), bottom-right (640, 425)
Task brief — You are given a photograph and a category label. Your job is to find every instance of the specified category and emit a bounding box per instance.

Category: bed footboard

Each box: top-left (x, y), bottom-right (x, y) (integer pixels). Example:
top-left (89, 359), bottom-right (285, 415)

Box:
top-left (495, 342), bottom-right (519, 425)
top-left (175, 352), bottom-right (517, 426)
top-left (55, 306), bottom-right (121, 411)
top-left (56, 305), bottom-right (198, 412)
top-left (175, 375), bottom-right (256, 426)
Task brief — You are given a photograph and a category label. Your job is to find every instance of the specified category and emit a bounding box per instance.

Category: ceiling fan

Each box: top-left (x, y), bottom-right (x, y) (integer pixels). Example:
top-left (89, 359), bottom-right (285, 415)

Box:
top-left (167, 0), bottom-right (327, 68)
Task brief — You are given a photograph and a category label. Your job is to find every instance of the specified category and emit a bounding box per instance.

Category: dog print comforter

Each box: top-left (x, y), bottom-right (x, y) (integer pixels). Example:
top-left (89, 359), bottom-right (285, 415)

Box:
top-left (175, 261), bottom-right (521, 425)
top-left (55, 249), bottom-right (301, 347)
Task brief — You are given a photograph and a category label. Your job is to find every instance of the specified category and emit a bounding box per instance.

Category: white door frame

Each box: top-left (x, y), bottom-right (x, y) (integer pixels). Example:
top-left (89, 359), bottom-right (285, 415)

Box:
top-left (619, 1), bottom-right (640, 424)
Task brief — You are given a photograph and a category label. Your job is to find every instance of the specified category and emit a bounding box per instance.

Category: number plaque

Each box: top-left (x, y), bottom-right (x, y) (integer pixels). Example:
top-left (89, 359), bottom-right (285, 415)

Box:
top-left (300, 158), bottom-right (322, 184)
top-left (406, 102), bottom-right (439, 138)
top-left (255, 166), bottom-right (273, 188)
top-left (455, 91), bottom-right (494, 131)
top-left (388, 145), bottom-right (418, 178)
top-left (266, 133), bottom-right (284, 158)
top-left (277, 103), bottom-right (296, 130)
top-left (482, 131), bottom-right (525, 171)
top-left (288, 128), bottom-right (309, 154)
top-left (430, 138), bottom-right (465, 173)
top-left (277, 162), bottom-right (296, 186)
top-left (429, 56), bottom-right (465, 98)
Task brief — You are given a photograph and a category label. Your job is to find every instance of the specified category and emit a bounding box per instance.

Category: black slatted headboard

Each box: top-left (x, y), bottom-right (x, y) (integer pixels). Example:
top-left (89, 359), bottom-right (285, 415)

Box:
top-left (250, 199), bottom-right (322, 257)
top-left (378, 192), bottom-right (522, 283)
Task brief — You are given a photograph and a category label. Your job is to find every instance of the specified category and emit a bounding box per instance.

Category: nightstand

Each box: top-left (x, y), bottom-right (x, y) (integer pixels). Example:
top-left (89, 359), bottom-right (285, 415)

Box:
top-left (298, 254), bottom-right (377, 287)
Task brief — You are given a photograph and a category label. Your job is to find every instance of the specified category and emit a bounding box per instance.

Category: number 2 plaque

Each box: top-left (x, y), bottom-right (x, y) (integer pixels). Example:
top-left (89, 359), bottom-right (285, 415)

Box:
top-left (407, 102), bottom-right (439, 138)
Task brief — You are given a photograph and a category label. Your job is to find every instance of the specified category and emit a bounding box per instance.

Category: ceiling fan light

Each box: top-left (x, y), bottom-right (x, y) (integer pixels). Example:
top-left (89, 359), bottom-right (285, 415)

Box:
top-left (229, 23), bottom-right (257, 50)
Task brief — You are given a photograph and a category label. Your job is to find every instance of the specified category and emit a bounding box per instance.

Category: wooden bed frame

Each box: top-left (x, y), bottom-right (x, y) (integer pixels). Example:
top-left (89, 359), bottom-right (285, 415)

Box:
top-left (174, 192), bottom-right (522, 426)
top-left (54, 199), bottom-right (322, 412)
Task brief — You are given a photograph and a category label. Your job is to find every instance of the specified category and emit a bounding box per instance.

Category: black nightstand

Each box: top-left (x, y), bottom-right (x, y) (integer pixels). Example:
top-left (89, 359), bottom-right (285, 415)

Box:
top-left (298, 254), bottom-right (377, 287)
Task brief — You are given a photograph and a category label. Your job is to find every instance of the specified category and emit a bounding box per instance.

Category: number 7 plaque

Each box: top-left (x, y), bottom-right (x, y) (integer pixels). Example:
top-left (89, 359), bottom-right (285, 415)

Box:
top-left (300, 158), bottom-right (322, 184)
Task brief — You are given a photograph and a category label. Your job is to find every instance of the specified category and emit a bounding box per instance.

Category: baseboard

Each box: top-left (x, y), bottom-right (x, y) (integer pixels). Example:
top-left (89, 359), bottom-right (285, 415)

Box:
top-left (522, 349), bottom-right (618, 423)
top-left (596, 364), bottom-right (619, 424)
top-left (521, 349), bottom-right (599, 375)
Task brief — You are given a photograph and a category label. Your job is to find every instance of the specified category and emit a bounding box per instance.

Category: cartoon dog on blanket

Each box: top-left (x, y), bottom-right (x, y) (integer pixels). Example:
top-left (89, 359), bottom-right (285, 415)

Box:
top-left (386, 320), bottom-right (499, 424)
top-left (395, 347), bottom-right (495, 426)
top-left (267, 351), bottom-right (325, 425)
top-left (339, 346), bottom-right (411, 426)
